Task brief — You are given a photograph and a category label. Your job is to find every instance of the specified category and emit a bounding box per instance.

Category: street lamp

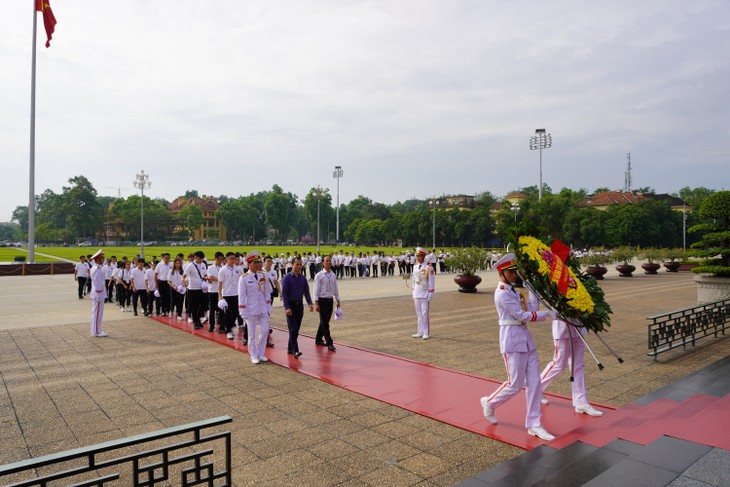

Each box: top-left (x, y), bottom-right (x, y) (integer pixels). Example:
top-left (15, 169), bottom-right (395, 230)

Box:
top-left (429, 196), bottom-right (440, 249)
top-left (133, 170), bottom-right (151, 259)
top-left (529, 128), bottom-right (552, 202)
top-left (312, 185), bottom-right (325, 254)
top-left (511, 203), bottom-right (520, 222)
top-left (333, 166), bottom-right (343, 243)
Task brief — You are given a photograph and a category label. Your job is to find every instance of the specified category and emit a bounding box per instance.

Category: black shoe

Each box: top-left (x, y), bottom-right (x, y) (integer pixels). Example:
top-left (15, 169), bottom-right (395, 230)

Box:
top-left (217, 328), bottom-right (227, 334)
top-left (194, 325), bottom-right (203, 330)
top-left (266, 341), bottom-right (275, 348)
top-left (134, 312), bottom-right (138, 316)
top-left (315, 341), bottom-right (326, 347)
top-left (328, 345), bottom-right (336, 351)
top-left (287, 350), bottom-right (294, 355)
top-left (294, 352), bottom-right (302, 357)
top-left (208, 327), bottom-right (215, 332)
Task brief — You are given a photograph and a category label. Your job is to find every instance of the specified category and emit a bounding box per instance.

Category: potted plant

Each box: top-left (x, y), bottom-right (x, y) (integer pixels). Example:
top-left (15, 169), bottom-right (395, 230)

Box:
top-left (640, 248), bottom-right (662, 275)
top-left (688, 191), bottom-right (730, 303)
top-left (580, 249), bottom-right (612, 280)
top-left (445, 247), bottom-right (488, 293)
top-left (662, 248), bottom-right (684, 272)
top-left (612, 246), bottom-right (636, 277)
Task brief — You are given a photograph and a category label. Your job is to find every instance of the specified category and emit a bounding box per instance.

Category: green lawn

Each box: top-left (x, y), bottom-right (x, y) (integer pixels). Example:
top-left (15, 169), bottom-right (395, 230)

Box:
top-left (29, 244), bottom-right (451, 262)
top-left (0, 248), bottom-right (60, 263)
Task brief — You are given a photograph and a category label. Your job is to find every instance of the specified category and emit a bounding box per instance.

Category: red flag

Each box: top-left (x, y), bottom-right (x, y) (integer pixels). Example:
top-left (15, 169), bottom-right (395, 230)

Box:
top-left (549, 239), bottom-right (572, 296)
top-left (36, 0), bottom-right (57, 48)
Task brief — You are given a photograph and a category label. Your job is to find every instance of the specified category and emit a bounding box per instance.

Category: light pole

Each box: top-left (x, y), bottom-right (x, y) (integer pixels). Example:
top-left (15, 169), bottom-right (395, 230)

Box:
top-left (529, 128), bottom-right (552, 202)
top-left (333, 165), bottom-right (343, 243)
top-left (133, 170), bottom-right (151, 259)
top-left (312, 185), bottom-right (324, 254)
top-left (429, 196), bottom-right (439, 250)
top-left (511, 203), bottom-right (520, 222)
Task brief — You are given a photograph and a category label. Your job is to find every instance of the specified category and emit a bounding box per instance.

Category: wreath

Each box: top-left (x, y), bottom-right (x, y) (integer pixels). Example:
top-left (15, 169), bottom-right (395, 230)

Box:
top-left (513, 235), bottom-right (612, 334)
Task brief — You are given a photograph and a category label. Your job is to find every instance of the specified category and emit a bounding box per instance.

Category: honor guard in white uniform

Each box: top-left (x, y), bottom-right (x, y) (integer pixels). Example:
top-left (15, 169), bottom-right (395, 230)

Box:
top-left (480, 253), bottom-right (557, 441)
top-left (411, 247), bottom-right (435, 339)
top-left (238, 251), bottom-right (273, 364)
top-left (89, 249), bottom-right (108, 337)
top-left (540, 320), bottom-right (603, 416)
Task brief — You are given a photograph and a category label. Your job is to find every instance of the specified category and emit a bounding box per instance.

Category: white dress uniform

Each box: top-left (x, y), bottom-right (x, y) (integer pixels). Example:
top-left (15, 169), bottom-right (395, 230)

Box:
top-left (540, 320), bottom-right (600, 414)
top-left (411, 249), bottom-right (435, 339)
top-left (238, 263), bottom-right (273, 364)
top-left (484, 281), bottom-right (550, 429)
top-left (89, 252), bottom-right (107, 336)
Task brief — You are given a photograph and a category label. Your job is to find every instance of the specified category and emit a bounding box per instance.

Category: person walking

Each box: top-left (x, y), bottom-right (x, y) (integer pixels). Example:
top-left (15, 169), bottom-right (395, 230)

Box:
top-left (74, 255), bottom-right (89, 299)
top-left (183, 251), bottom-right (207, 329)
top-left (238, 251), bottom-right (272, 364)
top-left (479, 253), bottom-right (557, 441)
top-left (281, 257), bottom-right (313, 358)
top-left (411, 247), bottom-right (435, 339)
top-left (218, 252), bottom-right (242, 339)
top-left (130, 260), bottom-right (149, 317)
top-left (314, 255), bottom-right (341, 351)
top-left (89, 249), bottom-right (108, 337)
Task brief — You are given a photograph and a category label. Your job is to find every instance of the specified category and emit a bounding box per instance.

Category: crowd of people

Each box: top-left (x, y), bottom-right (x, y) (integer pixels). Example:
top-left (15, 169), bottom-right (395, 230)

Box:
top-left (76, 245), bottom-right (602, 443)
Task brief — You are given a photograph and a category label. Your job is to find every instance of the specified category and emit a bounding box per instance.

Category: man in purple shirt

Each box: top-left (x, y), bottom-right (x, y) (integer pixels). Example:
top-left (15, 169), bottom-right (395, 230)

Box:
top-left (281, 257), bottom-right (313, 358)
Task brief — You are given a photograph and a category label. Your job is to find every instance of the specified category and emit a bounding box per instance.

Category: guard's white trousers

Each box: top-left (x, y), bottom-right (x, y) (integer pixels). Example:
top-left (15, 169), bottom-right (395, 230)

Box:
top-left (247, 313), bottom-right (270, 361)
top-left (413, 298), bottom-right (430, 336)
top-left (486, 349), bottom-right (542, 428)
top-left (90, 299), bottom-right (105, 336)
top-left (540, 338), bottom-right (587, 407)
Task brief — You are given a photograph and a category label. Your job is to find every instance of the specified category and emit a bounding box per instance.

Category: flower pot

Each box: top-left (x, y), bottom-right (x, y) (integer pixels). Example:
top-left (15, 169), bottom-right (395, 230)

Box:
top-left (454, 274), bottom-right (482, 293)
top-left (585, 265), bottom-right (608, 280)
top-left (615, 264), bottom-right (636, 277)
top-left (641, 263), bottom-right (661, 275)
top-left (694, 274), bottom-right (730, 304)
top-left (663, 261), bottom-right (681, 273)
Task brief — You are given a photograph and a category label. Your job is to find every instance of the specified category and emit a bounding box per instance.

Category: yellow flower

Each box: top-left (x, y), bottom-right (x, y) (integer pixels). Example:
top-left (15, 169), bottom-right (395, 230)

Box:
top-left (517, 236), bottom-right (595, 314)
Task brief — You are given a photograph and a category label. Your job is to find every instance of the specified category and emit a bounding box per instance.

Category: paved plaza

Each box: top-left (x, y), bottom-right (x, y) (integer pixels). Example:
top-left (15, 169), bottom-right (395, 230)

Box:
top-left (0, 267), bottom-right (727, 485)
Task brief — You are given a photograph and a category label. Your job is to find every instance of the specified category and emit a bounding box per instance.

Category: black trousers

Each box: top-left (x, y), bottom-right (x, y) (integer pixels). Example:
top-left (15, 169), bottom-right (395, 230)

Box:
top-left (286, 301), bottom-right (304, 354)
top-left (171, 290), bottom-right (184, 317)
top-left (158, 280), bottom-right (171, 314)
top-left (132, 289), bottom-right (148, 315)
top-left (187, 289), bottom-right (204, 326)
top-left (316, 297), bottom-right (334, 346)
top-left (77, 277), bottom-right (87, 298)
top-left (147, 291), bottom-right (160, 316)
top-left (207, 292), bottom-right (221, 327)
top-left (222, 296), bottom-right (238, 333)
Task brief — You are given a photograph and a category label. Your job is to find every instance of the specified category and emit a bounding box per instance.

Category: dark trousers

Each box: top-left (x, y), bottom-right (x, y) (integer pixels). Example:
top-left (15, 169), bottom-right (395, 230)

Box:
top-left (207, 293), bottom-right (220, 327)
top-left (223, 296), bottom-right (238, 333)
top-left (132, 289), bottom-right (148, 315)
top-left (171, 290), bottom-right (184, 317)
top-left (286, 301), bottom-right (304, 354)
top-left (104, 279), bottom-right (111, 302)
top-left (188, 289), bottom-right (204, 326)
top-left (316, 297), bottom-right (334, 346)
top-left (77, 277), bottom-right (87, 298)
top-left (372, 264), bottom-right (378, 277)
top-left (147, 291), bottom-right (160, 316)
top-left (158, 280), bottom-right (171, 313)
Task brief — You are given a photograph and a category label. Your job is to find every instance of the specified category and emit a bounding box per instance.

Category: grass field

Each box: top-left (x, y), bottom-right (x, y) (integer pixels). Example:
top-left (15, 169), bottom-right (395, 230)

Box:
top-left (0, 248), bottom-right (59, 263)
top-left (15, 244), bottom-right (449, 263)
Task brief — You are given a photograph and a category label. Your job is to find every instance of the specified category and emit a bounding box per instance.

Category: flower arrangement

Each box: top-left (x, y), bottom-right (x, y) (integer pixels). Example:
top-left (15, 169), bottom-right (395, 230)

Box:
top-left (512, 235), bottom-right (612, 334)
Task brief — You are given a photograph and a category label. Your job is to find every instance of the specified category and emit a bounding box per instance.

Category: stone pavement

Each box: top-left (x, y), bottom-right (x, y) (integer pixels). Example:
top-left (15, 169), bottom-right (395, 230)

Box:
top-left (1, 268), bottom-right (728, 486)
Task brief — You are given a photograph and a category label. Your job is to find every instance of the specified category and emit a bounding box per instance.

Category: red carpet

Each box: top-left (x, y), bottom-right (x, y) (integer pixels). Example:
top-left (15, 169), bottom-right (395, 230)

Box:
top-left (150, 316), bottom-right (613, 450)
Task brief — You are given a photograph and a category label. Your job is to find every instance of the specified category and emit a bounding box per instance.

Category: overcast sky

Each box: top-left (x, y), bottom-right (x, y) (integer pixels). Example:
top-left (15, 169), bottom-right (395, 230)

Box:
top-left (1, 1), bottom-right (728, 222)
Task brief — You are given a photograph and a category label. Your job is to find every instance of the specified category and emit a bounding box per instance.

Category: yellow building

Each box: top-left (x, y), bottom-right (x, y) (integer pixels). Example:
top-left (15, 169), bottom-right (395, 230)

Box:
top-left (168, 196), bottom-right (227, 241)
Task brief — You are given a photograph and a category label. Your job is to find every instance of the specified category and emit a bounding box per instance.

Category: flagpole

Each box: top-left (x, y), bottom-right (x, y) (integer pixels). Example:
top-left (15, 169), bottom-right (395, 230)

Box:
top-left (29, 0), bottom-right (37, 263)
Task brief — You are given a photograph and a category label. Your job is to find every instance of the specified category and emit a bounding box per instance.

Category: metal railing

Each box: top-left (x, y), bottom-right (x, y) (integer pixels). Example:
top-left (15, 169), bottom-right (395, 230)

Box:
top-left (647, 298), bottom-right (730, 359)
top-left (0, 416), bottom-right (232, 487)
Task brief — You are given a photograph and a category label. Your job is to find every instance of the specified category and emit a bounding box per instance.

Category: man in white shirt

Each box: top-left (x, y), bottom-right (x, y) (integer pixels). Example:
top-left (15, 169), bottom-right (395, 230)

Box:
top-left (218, 252), bottom-right (242, 338)
top-left (155, 253), bottom-right (172, 316)
top-left (89, 249), bottom-right (108, 337)
top-left (183, 251), bottom-right (207, 329)
top-left (313, 255), bottom-right (341, 351)
top-left (74, 255), bottom-right (90, 299)
top-left (206, 252), bottom-right (224, 333)
top-left (145, 262), bottom-right (160, 316)
top-left (130, 260), bottom-right (149, 317)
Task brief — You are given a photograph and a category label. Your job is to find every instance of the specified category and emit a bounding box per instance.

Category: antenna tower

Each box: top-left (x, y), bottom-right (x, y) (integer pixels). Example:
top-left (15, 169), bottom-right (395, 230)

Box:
top-left (624, 153), bottom-right (632, 192)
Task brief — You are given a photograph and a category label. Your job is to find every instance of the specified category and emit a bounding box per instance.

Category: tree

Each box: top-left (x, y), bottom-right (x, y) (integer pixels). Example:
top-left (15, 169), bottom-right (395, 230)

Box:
top-left (60, 176), bottom-right (103, 240)
top-left (183, 190), bottom-right (200, 199)
top-left (108, 196), bottom-right (173, 240)
top-left (177, 204), bottom-right (204, 240)
top-left (217, 196), bottom-right (265, 242)
top-left (677, 186), bottom-right (715, 210)
top-left (264, 185), bottom-right (297, 241)
top-left (303, 187), bottom-right (334, 241)
top-left (688, 190), bottom-right (730, 276)
top-left (11, 206), bottom-right (29, 234)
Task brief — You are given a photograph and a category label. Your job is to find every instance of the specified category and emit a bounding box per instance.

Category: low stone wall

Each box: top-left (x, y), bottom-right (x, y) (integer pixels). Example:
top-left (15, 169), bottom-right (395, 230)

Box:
top-left (694, 274), bottom-right (730, 304)
top-left (0, 262), bottom-right (75, 276)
